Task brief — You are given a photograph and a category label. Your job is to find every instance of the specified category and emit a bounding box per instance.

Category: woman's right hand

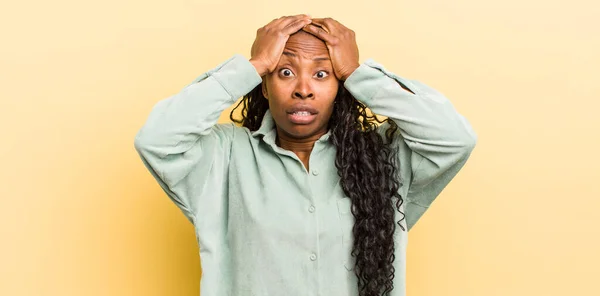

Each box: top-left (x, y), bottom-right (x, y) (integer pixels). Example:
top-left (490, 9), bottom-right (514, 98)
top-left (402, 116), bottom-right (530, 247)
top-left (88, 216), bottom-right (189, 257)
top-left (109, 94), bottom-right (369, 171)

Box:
top-left (250, 15), bottom-right (312, 76)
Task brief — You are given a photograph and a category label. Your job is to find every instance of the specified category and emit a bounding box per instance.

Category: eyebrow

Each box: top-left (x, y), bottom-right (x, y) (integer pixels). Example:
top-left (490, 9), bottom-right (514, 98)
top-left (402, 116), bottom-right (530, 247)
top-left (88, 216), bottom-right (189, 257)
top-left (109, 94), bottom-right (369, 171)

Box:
top-left (282, 51), bottom-right (330, 62)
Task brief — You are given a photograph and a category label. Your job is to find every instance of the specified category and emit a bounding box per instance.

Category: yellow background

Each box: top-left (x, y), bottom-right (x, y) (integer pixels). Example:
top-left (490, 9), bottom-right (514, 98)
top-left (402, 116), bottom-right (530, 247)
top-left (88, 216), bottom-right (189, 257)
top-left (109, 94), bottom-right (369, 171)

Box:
top-left (2, 0), bottom-right (599, 295)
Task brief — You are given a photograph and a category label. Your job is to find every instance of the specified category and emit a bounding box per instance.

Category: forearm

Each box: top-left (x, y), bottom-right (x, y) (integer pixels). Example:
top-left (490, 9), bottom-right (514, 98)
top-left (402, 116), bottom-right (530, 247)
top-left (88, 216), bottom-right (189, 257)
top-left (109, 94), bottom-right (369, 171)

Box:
top-left (135, 54), bottom-right (262, 157)
top-left (344, 59), bottom-right (477, 165)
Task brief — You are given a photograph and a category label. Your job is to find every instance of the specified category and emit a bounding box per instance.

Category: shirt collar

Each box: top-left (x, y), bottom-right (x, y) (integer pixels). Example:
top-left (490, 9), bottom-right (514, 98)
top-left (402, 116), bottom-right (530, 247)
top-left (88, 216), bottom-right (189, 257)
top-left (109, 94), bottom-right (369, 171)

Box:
top-left (251, 109), bottom-right (276, 138)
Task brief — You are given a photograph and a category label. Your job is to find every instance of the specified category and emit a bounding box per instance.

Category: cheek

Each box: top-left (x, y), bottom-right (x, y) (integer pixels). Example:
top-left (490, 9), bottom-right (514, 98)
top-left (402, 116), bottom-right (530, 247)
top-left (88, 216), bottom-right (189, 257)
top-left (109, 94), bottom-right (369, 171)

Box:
top-left (265, 78), bottom-right (291, 100)
top-left (319, 81), bottom-right (340, 103)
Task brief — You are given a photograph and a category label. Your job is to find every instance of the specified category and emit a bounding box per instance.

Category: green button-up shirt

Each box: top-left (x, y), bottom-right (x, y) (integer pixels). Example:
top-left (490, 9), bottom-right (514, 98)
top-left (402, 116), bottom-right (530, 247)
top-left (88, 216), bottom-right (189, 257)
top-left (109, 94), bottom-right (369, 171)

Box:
top-left (134, 54), bottom-right (477, 296)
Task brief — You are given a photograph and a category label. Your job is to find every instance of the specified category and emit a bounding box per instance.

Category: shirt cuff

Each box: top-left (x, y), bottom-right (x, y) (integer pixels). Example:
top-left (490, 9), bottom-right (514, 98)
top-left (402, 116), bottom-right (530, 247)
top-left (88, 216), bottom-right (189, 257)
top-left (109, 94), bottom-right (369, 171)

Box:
top-left (209, 54), bottom-right (263, 101)
top-left (344, 59), bottom-right (418, 105)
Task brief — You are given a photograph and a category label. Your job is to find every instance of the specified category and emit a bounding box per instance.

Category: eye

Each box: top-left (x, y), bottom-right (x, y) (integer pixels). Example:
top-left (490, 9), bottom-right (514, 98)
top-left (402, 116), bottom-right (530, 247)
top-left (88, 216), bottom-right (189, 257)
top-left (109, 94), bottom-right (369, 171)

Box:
top-left (279, 68), bottom-right (294, 77)
top-left (314, 70), bottom-right (329, 79)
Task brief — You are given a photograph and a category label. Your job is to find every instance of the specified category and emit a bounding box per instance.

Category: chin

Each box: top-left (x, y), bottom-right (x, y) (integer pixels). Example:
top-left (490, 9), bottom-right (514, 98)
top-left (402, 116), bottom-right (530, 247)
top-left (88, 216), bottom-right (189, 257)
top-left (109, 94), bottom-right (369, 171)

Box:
top-left (284, 127), bottom-right (314, 138)
top-left (282, 124), bottom-right (323, 140)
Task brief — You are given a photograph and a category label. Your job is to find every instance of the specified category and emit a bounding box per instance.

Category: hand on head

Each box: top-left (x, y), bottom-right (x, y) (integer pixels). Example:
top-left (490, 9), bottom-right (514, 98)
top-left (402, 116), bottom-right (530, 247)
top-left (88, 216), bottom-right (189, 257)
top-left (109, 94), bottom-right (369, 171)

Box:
top-left (250, 15), bottom-right (359, 81)
top-left (250, 15), bottom-right (312, 76)
top-left (302, 18), bottom-right (360, 81)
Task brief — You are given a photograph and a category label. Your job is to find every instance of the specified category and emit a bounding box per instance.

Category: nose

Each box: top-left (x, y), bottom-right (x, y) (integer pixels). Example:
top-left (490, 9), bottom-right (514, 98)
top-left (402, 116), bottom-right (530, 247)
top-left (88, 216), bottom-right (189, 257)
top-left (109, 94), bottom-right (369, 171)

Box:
top-left (293, 76), bottom-right (314, 99)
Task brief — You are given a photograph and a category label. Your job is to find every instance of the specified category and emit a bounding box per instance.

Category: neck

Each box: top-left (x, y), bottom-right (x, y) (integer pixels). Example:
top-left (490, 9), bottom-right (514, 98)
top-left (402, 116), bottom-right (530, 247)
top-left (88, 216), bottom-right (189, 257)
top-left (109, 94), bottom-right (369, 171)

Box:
top-left (275, 127), bottom-right (328, 171)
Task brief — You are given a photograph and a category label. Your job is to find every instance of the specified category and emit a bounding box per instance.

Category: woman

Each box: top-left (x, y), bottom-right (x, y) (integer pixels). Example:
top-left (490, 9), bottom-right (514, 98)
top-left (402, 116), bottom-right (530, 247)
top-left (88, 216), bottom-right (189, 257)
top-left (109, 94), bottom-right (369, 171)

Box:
top-left (135, 15), bottom-right (477, 296)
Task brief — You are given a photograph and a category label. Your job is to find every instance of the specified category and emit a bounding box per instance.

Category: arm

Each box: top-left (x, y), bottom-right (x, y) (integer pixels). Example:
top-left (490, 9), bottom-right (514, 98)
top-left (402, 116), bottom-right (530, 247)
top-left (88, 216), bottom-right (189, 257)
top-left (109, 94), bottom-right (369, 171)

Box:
top-left (134, 15), bottom-right (313, 222)
top-left (344, 60), bottom-right (478, 230)
top-left (303, 18), bottom-right (477, 230)
top-left (134, 54), bottom-right (261, 222)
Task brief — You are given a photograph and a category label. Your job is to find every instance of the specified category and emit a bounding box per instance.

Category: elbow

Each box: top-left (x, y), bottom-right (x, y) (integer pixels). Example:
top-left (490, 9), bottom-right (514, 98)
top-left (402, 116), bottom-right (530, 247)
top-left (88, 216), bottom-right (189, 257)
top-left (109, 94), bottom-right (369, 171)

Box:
top-left (453, 113), bottom-right (478, 156)
top-left (134, 129), bottom-right (152, 155)
top-left (459, 129), bottom-right (478, 157)
top-left (134, 130), bottom-right (166, 162)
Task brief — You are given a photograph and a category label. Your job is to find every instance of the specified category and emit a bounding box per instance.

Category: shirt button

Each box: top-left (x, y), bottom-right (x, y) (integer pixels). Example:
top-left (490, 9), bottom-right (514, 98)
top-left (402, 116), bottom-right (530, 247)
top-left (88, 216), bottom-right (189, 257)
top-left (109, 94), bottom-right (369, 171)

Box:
top-left (312, 169), bottom-right (319, 176)
top-left (310, 253), bottom-right (317, 261)
top-left (308, 205), bottom-right (316, 213)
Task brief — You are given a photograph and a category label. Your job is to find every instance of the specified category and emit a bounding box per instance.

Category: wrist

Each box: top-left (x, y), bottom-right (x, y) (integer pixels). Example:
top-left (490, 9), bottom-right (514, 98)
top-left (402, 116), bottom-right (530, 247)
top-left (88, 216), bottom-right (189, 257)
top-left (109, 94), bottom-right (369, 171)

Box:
top-left (249, 59), bottom-right (268, 77)
top-left (340, 63), bottom-right (360, 81)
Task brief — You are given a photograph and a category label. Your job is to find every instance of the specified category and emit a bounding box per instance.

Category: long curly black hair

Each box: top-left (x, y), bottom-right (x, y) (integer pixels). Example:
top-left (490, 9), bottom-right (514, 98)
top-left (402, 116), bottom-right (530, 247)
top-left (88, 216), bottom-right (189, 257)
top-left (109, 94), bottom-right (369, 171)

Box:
top-left (230, 83), bottom-right (406, 296)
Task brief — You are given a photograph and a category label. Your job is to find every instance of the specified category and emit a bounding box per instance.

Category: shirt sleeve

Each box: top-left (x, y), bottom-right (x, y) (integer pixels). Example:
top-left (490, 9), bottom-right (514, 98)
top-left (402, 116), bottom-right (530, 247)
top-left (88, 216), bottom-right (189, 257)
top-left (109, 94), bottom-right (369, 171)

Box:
top-left (343, 59), bottom-right (478, 230)
top-left (134, 54), bottom-right (262, 222)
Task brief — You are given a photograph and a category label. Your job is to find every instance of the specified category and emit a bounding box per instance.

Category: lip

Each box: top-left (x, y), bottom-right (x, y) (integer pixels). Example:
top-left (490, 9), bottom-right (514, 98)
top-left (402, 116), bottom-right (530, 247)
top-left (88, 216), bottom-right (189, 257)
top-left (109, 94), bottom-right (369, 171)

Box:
top-left (286, 104), bottom-right (319, 115)
top-left (286, 104), bottom-right (319, 125)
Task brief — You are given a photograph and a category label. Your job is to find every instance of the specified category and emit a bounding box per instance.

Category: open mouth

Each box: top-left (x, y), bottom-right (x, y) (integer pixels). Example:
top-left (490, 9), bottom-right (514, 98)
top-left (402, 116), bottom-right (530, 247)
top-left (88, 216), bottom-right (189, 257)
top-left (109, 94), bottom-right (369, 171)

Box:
top-left (287, 111), bottom-right (318, 124)
top-left (286, 104), bottom-right (319, 125)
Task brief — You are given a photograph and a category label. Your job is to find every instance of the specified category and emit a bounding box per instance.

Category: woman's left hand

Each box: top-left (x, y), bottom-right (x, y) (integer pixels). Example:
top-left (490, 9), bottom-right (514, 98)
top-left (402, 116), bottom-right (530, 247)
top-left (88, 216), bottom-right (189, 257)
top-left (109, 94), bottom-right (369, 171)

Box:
top-left (302, 18), bottom-right (360, 81)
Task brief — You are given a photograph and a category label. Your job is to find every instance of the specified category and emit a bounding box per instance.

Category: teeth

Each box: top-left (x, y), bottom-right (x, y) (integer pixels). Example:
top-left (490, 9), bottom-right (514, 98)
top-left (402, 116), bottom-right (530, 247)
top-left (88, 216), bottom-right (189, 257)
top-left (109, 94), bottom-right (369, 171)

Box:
top-left (293, 111), bottom-right (311, 116)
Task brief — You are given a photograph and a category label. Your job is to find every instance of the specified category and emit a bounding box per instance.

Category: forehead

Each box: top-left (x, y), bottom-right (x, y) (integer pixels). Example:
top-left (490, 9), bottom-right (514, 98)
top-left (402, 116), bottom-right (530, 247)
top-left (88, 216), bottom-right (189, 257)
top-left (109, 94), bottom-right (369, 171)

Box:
top-left (283, 31), bottom-right (329, 59)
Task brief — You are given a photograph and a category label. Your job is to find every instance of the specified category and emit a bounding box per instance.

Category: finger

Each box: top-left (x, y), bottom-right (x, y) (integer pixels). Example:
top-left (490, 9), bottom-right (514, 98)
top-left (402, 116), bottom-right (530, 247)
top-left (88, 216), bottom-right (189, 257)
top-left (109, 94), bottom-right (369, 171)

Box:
top-left (278, 14), bottom-right (311, 28)
top-left (310, 18), bottom-right (337, 34)
top-left (324, 17), bottom-right (346, 27)
top-left (267, 16), bottom-right (288, 27)
top-left (262, 15), bottom-right (300, 30)
top-left (302, 23), bottom-right (336, 44)
top-left (282, 18), bottom-right (312, 35)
